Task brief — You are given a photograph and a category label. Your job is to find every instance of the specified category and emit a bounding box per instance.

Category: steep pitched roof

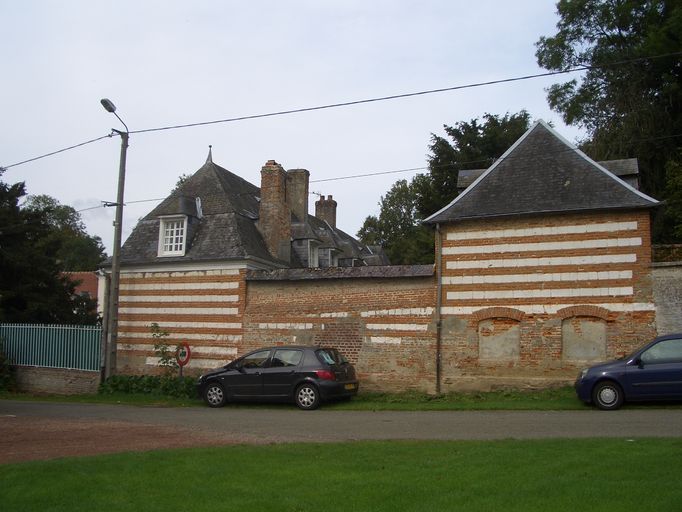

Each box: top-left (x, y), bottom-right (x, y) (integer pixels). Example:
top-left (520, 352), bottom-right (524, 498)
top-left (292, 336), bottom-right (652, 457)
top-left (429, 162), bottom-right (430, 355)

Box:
top-left (116, 157), bottom-right (386, 268)
top-left (424, 120), bottom-right (658, 224)
top-left (119, 160), bottom-right (276, 265)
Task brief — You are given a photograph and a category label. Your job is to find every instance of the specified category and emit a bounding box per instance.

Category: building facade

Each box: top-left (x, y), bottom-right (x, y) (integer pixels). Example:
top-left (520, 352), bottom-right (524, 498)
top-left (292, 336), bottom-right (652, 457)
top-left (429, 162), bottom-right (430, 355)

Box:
top-left (101, 121), bottom-right (661, 392)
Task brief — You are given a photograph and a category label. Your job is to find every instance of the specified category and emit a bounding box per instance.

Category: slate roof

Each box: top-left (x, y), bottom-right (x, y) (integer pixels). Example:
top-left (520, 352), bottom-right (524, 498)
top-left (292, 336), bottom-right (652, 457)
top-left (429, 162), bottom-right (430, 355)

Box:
top-left (456, 158), bottom-right (641, 194)
top-left (114, 156), bottom-right (386, 268)
top-left (118, 159), bottom-right (277, 266)
top-left (425, 120), bottom-right (658, 224)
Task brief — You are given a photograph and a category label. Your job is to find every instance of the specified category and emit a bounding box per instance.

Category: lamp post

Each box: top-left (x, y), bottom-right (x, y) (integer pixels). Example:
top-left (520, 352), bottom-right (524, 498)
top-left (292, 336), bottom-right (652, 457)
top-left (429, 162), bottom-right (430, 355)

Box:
top-left (101, 98), bottom-right (129, 380)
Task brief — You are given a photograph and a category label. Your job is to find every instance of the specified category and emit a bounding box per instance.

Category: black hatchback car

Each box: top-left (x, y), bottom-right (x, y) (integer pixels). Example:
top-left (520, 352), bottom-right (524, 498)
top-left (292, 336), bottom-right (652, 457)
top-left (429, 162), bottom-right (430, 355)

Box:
top-left (575, 333), bottom-right (682, 410)
top-left (197, 346), bottom-right (359, 410)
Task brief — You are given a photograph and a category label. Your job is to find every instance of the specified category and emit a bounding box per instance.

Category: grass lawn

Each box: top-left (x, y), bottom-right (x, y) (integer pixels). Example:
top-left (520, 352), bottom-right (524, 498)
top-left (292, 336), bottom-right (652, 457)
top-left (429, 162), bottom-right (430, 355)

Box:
top-left (1, 386), bottom-right (589, 410)
top-left (3, 386), bottom-right (681, 411)
top-left (1, 438), bottom-right (680, 511)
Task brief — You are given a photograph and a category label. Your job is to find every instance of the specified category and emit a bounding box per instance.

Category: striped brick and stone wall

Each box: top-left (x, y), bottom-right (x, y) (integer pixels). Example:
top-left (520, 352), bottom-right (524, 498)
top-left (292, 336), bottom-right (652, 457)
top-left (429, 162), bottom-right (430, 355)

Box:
top-left (242, 274), bottom-right (438, 392)
top-left (438, 209), bottom-right (657, 390)
top-left (107, 210), bottom-right (661, 393)
top-left (115, 268), bottom-right (246, 373)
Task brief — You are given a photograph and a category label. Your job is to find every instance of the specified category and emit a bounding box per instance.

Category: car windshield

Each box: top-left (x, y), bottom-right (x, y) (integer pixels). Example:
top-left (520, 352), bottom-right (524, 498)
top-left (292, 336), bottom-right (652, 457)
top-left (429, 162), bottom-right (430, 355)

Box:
top-left (316, 349), bottom-right (348, 365)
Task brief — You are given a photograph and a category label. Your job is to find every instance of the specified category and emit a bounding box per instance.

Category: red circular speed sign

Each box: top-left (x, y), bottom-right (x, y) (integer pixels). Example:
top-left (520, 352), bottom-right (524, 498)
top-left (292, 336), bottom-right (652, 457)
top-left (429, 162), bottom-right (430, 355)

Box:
top-left (176, 342), bottom-right (191, 367)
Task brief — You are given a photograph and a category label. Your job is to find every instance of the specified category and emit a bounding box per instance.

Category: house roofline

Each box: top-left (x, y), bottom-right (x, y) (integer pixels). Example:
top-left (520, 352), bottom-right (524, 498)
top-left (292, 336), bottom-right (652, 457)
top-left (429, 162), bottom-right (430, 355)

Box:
top-left (423, 120), bottom-right (659, 225)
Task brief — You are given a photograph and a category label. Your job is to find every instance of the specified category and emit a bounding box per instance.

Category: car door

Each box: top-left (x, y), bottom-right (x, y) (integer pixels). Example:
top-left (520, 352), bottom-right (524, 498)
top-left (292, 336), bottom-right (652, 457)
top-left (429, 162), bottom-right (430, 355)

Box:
top-left (261, 348), bottom-right (304, 397)
top-left (221, 349), bottom-right (271, 398)
top-left (625, 338), bottom-right (682, 399)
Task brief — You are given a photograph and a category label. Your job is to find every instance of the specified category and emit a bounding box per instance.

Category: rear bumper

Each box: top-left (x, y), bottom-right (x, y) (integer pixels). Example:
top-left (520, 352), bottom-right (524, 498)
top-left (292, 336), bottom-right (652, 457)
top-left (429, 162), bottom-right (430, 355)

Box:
top-left (318, 379), bottom-right (359, 400)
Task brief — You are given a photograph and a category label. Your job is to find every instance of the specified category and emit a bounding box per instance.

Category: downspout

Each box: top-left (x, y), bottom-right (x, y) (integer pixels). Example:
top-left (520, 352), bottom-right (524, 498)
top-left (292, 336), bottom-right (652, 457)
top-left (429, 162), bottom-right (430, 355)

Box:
top-left (435, 222), bottom-right (443, 395)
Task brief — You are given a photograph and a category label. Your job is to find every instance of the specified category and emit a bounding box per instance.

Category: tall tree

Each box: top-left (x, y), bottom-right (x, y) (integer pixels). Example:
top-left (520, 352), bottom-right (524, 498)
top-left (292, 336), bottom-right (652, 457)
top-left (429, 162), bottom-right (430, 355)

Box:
top-left (414, 111), bottom-right (532, 218)
top-left (358, 112), bottom-right (532, 264)
top-left (0, 173), bottom-right (98, 324)
top-left (535, 0), bottom-right (682, 240)
top-left (22, 194), bottom-right (106, 270)
top-left (357, 180), bottom-right (434, 265)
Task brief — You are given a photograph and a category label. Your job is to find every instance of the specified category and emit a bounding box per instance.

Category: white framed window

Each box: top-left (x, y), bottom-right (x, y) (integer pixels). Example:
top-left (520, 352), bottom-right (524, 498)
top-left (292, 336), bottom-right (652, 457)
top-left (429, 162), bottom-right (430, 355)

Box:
top-left (158, 216), bottom-right (187, 257)
top-left (308, 240), bottom-right (320, 268)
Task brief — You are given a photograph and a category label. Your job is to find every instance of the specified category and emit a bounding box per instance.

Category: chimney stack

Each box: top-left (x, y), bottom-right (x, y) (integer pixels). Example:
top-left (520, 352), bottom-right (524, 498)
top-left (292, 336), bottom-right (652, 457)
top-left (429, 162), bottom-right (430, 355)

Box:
top-left (315, 195), bottom-right (337, 228)
top-left (257, 160), bottom-right (290, 263)
top-left (286, 169), bottom-right (309, 223)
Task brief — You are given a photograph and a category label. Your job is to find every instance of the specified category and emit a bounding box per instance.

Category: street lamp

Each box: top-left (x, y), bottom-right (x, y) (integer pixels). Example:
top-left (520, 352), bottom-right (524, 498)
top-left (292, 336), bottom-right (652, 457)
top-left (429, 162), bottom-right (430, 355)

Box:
top-left (101, 98), bottom-right (129, 380)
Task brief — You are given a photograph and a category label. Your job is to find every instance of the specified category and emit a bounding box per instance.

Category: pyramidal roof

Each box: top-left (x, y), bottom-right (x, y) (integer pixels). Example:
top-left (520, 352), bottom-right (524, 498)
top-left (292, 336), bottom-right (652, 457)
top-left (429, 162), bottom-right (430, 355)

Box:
top-left (120, 159), bottom-right (274, 265)
top-left (424, 120), bottom-right (659, 224)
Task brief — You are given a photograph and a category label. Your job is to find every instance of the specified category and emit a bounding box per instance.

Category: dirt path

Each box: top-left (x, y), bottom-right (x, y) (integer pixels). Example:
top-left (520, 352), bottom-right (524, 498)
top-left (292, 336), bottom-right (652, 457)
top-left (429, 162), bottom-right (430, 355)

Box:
top-left (0, 416), bottom-right (246, 464)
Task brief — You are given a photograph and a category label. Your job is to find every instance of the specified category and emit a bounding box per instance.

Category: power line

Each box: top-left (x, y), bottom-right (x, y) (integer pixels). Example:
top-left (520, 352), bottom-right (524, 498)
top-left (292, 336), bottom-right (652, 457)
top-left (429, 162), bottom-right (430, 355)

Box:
top-left (74, 131), bottom-right (682, 214)
top-left (0, 52), bottom-right (682, 172)
top-left (3, 51), bottom-right (680, 172)
top-left (1, 134), bottom-right (112, 171)
top-left (128, 51), bottom-right (682, 136)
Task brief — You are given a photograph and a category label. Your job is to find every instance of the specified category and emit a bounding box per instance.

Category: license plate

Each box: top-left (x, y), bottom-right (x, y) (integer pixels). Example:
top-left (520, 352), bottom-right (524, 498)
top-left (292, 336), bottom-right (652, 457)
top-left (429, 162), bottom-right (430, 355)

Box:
top-left (344, 383), bottom-right (356, 390)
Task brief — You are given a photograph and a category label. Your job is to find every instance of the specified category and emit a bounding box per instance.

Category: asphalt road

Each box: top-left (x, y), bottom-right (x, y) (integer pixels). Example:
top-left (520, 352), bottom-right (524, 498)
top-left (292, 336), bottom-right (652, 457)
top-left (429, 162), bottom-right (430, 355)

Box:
top-left (2, 400), bottom-right (682, 442)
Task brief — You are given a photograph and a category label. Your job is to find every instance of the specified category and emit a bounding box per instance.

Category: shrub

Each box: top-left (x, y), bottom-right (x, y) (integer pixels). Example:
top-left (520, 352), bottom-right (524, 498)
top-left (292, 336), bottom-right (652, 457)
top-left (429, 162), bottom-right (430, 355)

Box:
top-left (99, 374), bottom-right (195, 398)
top-left (0, 338), bottom-right (16, 392)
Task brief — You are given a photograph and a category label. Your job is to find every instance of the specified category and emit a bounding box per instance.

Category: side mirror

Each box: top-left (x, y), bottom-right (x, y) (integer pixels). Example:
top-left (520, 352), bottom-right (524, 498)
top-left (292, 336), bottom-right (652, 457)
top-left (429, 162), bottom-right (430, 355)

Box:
top-left (634, 357), bottom-right (644, 369)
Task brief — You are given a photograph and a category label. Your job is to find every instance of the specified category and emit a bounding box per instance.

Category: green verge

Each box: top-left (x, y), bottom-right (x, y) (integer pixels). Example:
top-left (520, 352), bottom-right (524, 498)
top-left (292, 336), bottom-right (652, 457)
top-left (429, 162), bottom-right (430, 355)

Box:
top-left (2, 386), bottom-right (681, 410)
top-left (1, 439), bottom-right (680, 511)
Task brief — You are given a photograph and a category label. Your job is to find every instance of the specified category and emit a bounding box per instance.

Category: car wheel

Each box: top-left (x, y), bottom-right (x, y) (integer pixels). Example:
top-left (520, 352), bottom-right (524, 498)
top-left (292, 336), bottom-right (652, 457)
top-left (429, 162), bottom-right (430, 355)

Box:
top-left (203, 382), bottom-right (226, 408)
top-left (295, 383), bottom-right (320, 410)
top-left (592, 380), bottom-right (624, 410)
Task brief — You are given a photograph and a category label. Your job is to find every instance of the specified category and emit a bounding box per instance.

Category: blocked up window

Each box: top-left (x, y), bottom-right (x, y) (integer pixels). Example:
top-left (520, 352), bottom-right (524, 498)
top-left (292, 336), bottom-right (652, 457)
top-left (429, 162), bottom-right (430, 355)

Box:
top-left (562, 316), bottom-right (606, 361)
top-left (478, 318), bottom-right (520, 361)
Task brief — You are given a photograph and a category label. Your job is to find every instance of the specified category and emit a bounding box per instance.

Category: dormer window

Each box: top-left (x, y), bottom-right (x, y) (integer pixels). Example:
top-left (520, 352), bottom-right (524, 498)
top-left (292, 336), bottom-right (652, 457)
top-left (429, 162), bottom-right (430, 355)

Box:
top-left (308, 240), bottom-right (320, 268)
top-left (158, 216), bottom-right (187, 257)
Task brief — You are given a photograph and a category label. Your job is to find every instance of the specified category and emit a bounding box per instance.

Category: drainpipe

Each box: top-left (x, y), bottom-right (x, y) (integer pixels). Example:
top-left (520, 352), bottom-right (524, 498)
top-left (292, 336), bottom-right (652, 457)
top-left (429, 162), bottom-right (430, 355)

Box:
top-left (435, 222), bottom-right (443, 395)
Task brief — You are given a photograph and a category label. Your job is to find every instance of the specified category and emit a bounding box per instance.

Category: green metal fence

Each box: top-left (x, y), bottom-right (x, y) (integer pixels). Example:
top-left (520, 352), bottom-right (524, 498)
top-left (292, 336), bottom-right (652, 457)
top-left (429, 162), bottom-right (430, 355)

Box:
top-left (0, 324), bottom-right (102, 371)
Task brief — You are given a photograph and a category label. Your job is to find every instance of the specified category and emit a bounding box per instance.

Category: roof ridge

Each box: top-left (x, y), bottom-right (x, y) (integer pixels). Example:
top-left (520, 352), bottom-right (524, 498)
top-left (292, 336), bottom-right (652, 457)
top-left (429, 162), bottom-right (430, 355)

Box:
top-left (424, 120), bottom-right (658, 225)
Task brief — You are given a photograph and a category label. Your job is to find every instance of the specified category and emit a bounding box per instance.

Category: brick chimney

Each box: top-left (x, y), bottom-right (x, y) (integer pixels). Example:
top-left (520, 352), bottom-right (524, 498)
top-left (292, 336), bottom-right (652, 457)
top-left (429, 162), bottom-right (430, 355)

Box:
top-left (286, 169), bottom-right (309, 223)
top-left (315, 195), bottom-right (337, 228)
top-left (257, 160), bottom-right (291, 263)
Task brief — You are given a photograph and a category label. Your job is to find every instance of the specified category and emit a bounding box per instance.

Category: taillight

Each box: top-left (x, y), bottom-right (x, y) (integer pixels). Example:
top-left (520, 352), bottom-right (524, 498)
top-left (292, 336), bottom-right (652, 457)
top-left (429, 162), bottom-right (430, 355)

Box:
top-left (315, 369), bottom-right (336, 381)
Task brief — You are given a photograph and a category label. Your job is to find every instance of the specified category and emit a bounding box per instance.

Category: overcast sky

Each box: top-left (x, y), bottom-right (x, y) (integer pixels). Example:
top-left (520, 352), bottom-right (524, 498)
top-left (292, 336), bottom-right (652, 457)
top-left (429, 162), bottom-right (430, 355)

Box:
top-left (1, 1), bottom-right (585, 254)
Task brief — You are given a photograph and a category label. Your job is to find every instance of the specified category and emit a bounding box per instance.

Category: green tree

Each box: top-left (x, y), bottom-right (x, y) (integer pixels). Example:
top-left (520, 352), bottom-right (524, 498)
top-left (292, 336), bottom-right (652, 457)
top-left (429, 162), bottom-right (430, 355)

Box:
top-left (535, 0), bottom-right (682, 240)
top-left (22, 195), bottom-right (106, 270)
top-left (0, 172), bottom-right (98, 324)
top-left (358, 180), bottom-right (434, 265)
top-left (414, 111), bottom-right (532, 218)
top-left (358, 113), bottom-right (532, 264)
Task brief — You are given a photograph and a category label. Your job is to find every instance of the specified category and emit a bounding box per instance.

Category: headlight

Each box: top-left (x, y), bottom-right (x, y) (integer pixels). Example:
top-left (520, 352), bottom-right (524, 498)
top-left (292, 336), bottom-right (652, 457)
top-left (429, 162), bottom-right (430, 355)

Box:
top-left (579, 368), bottom-right (589, 380)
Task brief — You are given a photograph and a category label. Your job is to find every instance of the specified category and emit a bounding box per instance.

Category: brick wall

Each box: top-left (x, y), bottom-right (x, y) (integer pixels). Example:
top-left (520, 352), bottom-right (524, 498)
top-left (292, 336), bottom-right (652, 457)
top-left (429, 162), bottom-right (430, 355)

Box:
top-left (109, 208), bottom-right (663, 393)
top-left (116, 268), bottom-right (246, 374)
top-left (438, 210), bottom-right (657, 391)
top-left (14, 366), bottom-right (100, 395)
top-left (243, 276), bottom-right (438, 392)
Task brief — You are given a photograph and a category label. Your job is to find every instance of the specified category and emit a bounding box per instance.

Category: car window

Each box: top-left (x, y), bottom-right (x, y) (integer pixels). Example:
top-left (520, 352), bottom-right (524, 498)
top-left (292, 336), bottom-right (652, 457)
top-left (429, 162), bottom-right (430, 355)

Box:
top-left (271, 349), bottom-right (303, 368)
top-left (316, 349), bottom-right (347, 365)
top-left (640, 339), bottom-right (682, 365)
top-left (241, 350), bottom-right (271, 369)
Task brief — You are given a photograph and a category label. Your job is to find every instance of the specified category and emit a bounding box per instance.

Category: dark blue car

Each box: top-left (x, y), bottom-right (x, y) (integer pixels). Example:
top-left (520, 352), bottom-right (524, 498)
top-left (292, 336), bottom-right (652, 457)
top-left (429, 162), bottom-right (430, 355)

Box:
top-left (575, 333), bottom-right (682, 410)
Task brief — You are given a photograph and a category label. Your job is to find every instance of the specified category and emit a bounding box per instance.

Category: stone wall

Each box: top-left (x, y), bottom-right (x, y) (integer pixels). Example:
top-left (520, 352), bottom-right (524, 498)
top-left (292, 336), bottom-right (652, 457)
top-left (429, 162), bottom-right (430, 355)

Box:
top-left (652, 262), bottom-right (682, 334)
top-left (14, 366), bottom-right (100, 395)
